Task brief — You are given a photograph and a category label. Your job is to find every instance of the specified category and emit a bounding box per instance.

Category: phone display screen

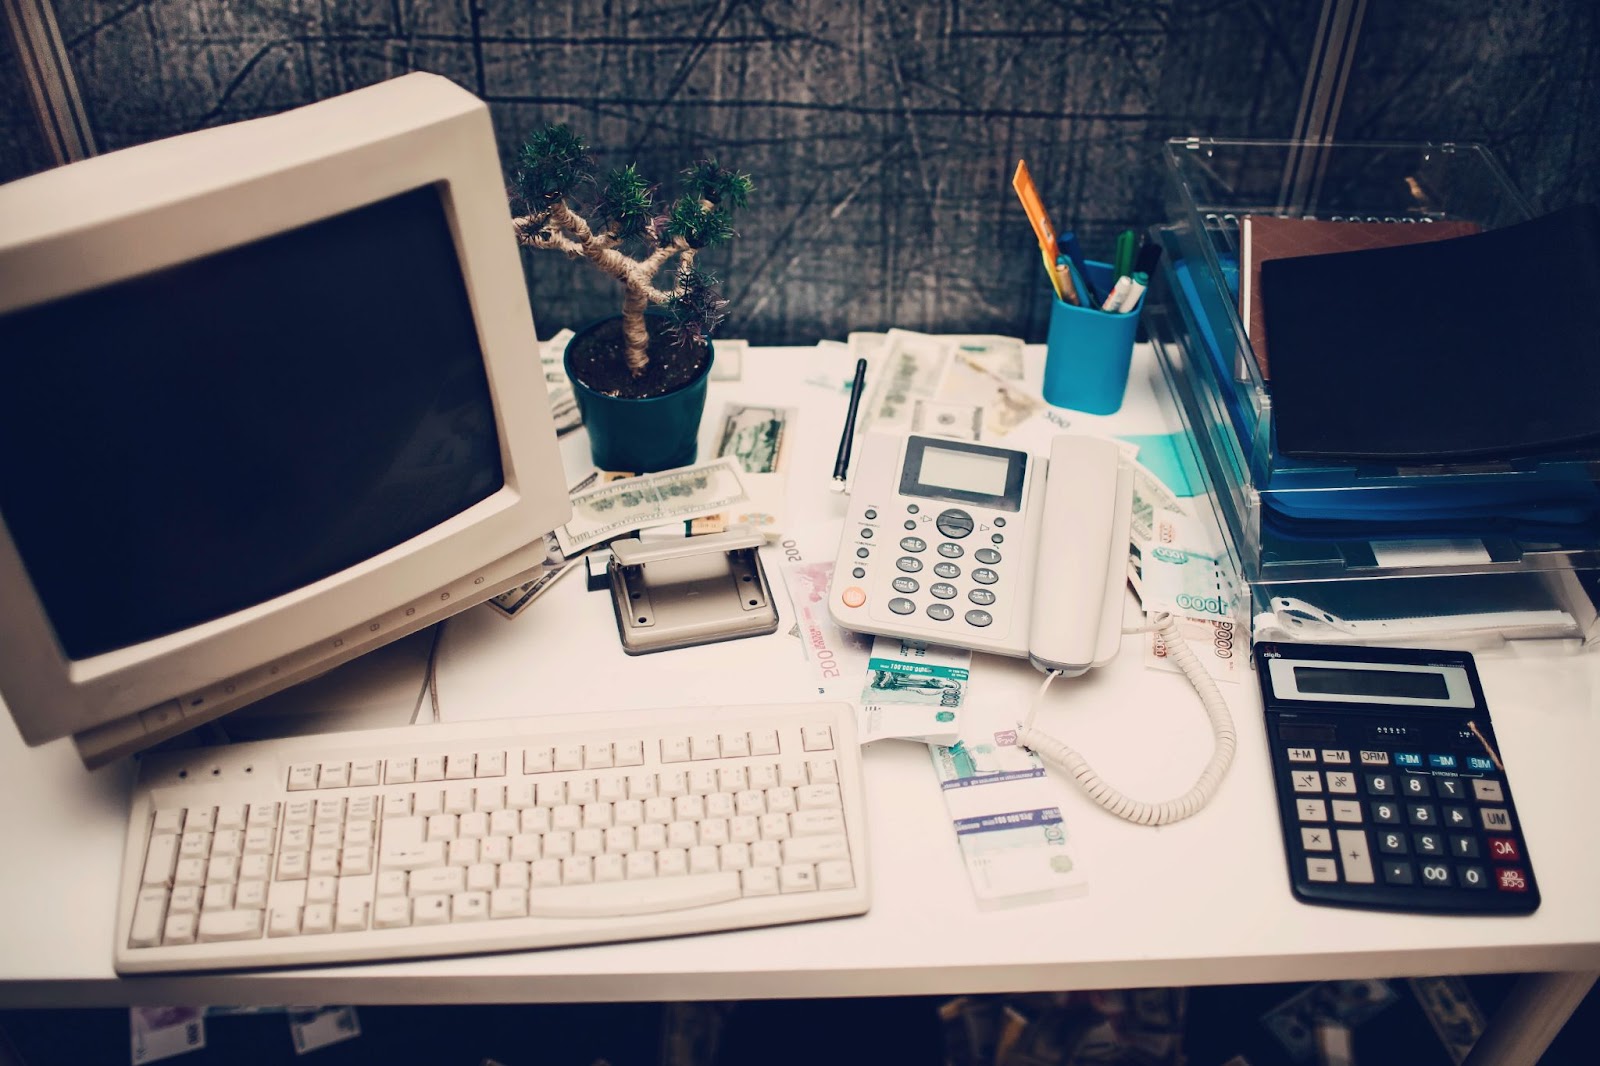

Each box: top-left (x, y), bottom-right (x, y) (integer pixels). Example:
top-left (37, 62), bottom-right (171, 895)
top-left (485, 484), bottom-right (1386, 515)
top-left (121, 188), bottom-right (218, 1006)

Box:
top-left (917, 446), bottom-right (1010, 496)
top-left (897, 436), bottom-right (1027, 512)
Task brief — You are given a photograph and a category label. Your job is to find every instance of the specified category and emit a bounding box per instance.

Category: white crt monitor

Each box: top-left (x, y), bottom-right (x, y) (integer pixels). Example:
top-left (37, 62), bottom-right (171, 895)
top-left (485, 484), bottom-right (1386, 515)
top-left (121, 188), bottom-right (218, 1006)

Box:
top-left (0, 73), bottom-right (571, 767)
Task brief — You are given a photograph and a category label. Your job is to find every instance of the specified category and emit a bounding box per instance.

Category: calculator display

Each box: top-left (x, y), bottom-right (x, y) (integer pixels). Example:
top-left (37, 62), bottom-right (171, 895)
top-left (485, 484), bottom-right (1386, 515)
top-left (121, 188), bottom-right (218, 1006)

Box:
top-left (1294, 666), bottom-right (1449, 701)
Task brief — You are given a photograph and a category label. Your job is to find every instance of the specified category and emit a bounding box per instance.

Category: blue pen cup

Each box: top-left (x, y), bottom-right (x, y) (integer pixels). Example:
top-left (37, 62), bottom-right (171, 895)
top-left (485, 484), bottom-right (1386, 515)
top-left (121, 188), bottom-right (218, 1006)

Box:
top-left (1043, 259), bottom-right (1143, 415)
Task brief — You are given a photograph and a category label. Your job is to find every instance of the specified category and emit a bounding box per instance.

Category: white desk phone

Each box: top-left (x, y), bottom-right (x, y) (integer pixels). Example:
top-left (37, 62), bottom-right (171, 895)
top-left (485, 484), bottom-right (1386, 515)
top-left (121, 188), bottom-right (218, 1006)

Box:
top-left (828, 432), bottom-right (1135, 674)
top-left (827, 431), bottom-right (1237, 827)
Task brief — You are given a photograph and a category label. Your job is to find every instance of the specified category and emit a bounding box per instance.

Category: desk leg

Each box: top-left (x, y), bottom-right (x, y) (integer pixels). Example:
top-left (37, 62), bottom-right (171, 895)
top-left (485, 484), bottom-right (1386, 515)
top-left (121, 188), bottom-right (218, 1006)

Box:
top-left (1461, 970), bottom-right (1598, 1066)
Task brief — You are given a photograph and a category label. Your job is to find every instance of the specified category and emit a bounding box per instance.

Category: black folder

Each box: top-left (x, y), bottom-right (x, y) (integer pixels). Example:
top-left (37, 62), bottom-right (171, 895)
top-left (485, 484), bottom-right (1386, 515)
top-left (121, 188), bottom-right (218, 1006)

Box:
top-left (1262, 203), bottom-right (1600, 462)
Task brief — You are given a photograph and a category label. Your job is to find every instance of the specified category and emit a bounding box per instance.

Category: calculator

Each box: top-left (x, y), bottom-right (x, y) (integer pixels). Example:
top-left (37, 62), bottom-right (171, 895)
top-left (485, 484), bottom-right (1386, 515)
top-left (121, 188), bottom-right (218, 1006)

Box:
top-left (1253, 641), bottom-right (1539, 914)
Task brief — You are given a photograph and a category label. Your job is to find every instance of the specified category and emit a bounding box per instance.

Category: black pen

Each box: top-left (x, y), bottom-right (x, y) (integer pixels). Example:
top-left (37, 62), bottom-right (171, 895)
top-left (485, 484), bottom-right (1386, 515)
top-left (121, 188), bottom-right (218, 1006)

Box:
top-left (831, 358), bottom-right (869, 491)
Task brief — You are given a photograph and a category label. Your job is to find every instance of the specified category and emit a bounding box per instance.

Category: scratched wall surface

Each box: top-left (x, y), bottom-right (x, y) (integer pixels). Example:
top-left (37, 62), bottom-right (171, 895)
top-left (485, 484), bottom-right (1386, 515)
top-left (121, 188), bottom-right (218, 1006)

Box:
top-left (5, 1), bottom-right (1594, 343)
top-left (1334, 2), bottom-right (1600, 214)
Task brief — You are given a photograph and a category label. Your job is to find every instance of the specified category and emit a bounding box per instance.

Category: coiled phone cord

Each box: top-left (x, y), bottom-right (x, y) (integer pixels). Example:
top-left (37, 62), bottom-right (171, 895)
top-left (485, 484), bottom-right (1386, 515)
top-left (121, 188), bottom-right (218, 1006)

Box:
top-left (1016, 612), bottom-right (1237, 826)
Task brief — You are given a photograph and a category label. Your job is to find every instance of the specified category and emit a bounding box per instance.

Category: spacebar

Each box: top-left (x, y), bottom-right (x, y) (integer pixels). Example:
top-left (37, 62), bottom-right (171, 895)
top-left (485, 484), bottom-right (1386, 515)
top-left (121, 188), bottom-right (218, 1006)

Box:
top-left (527, 873), bottom-right (742, 918)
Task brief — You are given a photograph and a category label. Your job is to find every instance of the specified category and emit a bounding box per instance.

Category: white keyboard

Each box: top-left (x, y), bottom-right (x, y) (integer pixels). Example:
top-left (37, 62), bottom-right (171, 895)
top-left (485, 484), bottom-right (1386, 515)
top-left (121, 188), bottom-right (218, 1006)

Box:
top-left (115, 702), bottom-right (869, 973)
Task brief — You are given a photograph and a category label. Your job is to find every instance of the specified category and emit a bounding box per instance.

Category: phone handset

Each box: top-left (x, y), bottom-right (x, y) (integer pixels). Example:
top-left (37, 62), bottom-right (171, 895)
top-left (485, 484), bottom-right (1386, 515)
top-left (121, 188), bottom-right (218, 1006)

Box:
top-left (1027, 435), bottom-right (1134, 676)
top-left (1018, 434), bottom-right (1238, 826)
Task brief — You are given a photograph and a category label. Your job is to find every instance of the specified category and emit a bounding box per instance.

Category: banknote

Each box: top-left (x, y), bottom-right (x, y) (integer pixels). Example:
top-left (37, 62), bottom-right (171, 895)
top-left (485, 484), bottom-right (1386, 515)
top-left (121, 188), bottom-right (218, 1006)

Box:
top-left (1407, 976), bottom-right (1484, 1065)
top-left (1146, 613), bottom-right (1242, 681)
top-left (778, 560), bottom-right (874, 698)
top-left (864, 329), bottom-right (955, 432)
top-left (911, 398), bottom-right (983, 440)
top-left (709, 337), bottom-right (746, 381)
top-left (486, 532), bottom-right (574, 619)
top-left (930, 714), bottom-right (1085, 907)
top-left (555, 457), bottom-right (747, 554)
top-left (1129, 460), bottom-right (1189, 547)
top-left (487, 559), bottom-right (584, 618)
top-left (537, 329), bottom-right (581, 436)
top-left (1261, 980), bottom-right (1398, 1063)
top-left (1139, 506), bottom-right (1240, 622)
top-left (949, 335), bottom-right (1026, 380)
top-left (860, 635), bottom-right (970, 744)
top-left (714, 403), bottom-right (792, 474)
top-left (936, 353), bottom-right (1044, 437)
top-left (288, 1005), bottom-right (361, 1054)
top-left (130, 1006), bottom-right (206, 1064)
top-left (711, 403), bottom-right (793, 538)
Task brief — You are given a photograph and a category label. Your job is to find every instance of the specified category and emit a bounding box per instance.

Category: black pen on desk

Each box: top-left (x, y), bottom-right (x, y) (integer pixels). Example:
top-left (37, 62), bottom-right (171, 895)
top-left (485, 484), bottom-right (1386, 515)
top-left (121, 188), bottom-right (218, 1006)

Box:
top-left (831, 358), bottom-right (869, 492)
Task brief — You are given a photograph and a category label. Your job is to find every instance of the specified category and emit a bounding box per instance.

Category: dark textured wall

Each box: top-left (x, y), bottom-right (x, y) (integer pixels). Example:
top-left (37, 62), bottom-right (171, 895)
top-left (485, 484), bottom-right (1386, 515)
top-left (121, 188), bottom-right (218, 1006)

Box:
top-left (5, 1), bottom-right (1596, 344)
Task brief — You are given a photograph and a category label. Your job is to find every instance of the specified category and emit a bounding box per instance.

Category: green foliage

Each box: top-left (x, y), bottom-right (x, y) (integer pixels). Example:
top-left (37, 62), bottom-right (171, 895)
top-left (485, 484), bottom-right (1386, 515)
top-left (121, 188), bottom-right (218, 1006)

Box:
top-left (596, 165), bottom-right (657, 240)
top-left (681, 159), bottom-right (754, 210)
top-left (514, 124), bottom-right (593, 205)
top-left (664, 194), bottom-right (736, 249)
top-left (664, 268), bottom-right (731, 349)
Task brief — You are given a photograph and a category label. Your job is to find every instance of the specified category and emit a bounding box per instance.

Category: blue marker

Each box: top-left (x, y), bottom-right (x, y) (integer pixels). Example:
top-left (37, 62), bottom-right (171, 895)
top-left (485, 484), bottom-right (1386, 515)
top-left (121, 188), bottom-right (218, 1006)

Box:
top-left (1059, 231), bottom-right (1101, 306)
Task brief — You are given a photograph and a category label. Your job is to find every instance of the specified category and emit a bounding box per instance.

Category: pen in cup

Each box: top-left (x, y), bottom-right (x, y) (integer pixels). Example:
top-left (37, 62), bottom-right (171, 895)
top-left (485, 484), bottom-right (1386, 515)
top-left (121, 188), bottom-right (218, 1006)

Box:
top-left (1053, 254), bottom-right (1081, 306)
top-left (1060, 231), bottom-right (1100, 306)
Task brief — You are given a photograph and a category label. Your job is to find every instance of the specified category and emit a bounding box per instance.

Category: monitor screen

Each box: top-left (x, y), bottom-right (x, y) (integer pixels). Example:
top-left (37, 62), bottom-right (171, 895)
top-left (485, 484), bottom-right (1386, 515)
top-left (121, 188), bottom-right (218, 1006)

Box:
top-left (0, 73), bottom-right (571, 764)
top-left (0, 186), bottom-right (504, 660)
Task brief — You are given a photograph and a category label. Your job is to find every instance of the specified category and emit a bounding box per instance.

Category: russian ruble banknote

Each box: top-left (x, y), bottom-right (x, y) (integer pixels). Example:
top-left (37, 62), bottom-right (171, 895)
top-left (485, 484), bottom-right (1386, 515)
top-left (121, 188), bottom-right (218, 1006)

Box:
top-left (537, 328), bottom-right (582, 436)
top-left (1147, 613), bottom-right (1243, 681)
top-left (860, 635), bottom-right (970, 744)
top-left (555, 457), bottom-right (747, 554)
top-left (778, 559), bottom-right (874, 699)
top-left (930, 712), bottom-right (1086, 908)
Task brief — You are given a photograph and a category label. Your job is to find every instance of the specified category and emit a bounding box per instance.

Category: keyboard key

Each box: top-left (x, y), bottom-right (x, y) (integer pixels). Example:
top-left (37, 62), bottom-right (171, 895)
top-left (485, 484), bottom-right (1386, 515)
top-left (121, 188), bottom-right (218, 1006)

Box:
top-left (779, 864), bottom-right (818, 892)
top-left (198, 910), bottom-right (264, 942)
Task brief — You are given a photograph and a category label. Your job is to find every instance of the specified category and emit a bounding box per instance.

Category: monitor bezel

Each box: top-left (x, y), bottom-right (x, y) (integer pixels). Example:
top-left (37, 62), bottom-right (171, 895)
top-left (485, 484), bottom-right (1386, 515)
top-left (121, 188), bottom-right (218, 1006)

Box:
top-left (0, 74), bottom-right (568, 748)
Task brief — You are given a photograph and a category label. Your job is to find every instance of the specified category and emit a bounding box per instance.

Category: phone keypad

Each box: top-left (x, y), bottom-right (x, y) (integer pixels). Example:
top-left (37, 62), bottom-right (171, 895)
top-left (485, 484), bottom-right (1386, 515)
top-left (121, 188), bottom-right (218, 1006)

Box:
top-left (876, 501), bottom-right (1012, 631)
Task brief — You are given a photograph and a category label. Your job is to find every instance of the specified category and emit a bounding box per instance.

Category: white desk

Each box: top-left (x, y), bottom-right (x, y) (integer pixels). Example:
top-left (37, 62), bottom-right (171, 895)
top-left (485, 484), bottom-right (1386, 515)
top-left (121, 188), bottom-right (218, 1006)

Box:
top-left (2, 343), bottom-right (1597, 1063)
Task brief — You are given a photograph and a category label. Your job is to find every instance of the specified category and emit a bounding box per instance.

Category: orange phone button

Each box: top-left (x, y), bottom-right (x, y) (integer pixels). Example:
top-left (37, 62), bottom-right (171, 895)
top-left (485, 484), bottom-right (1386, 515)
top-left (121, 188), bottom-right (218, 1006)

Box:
top-left (841, 586), bottom-right (867, 608)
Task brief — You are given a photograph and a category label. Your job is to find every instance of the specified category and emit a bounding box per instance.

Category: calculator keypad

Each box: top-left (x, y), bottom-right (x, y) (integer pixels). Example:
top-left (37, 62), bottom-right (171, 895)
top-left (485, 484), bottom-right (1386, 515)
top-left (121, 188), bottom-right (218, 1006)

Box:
top-left (1275, 735), bottom-right (1538, 913)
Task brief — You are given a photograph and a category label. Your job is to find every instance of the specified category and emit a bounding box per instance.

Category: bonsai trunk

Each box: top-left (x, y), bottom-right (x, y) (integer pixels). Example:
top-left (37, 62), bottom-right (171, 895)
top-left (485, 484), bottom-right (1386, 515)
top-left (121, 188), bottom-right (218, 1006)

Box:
top-left (620, 288), bottom-right (650, 376)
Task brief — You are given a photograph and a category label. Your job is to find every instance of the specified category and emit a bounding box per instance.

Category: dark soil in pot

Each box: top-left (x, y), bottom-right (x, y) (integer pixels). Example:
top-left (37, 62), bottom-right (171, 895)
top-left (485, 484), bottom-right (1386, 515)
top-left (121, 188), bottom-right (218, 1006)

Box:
top-left (566, 316), bottom-right (711, 399)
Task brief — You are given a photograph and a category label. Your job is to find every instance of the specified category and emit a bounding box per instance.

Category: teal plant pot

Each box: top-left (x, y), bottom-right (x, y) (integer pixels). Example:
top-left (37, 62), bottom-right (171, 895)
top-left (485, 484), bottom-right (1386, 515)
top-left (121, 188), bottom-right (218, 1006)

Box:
top-left (564, 318), bottom-right (712, 474)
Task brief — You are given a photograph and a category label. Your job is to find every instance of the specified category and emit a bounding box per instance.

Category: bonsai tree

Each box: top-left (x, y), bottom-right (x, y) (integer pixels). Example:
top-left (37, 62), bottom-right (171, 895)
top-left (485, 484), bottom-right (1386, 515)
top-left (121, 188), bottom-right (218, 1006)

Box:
top-left (510, 124), bottom-right (753, 380)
